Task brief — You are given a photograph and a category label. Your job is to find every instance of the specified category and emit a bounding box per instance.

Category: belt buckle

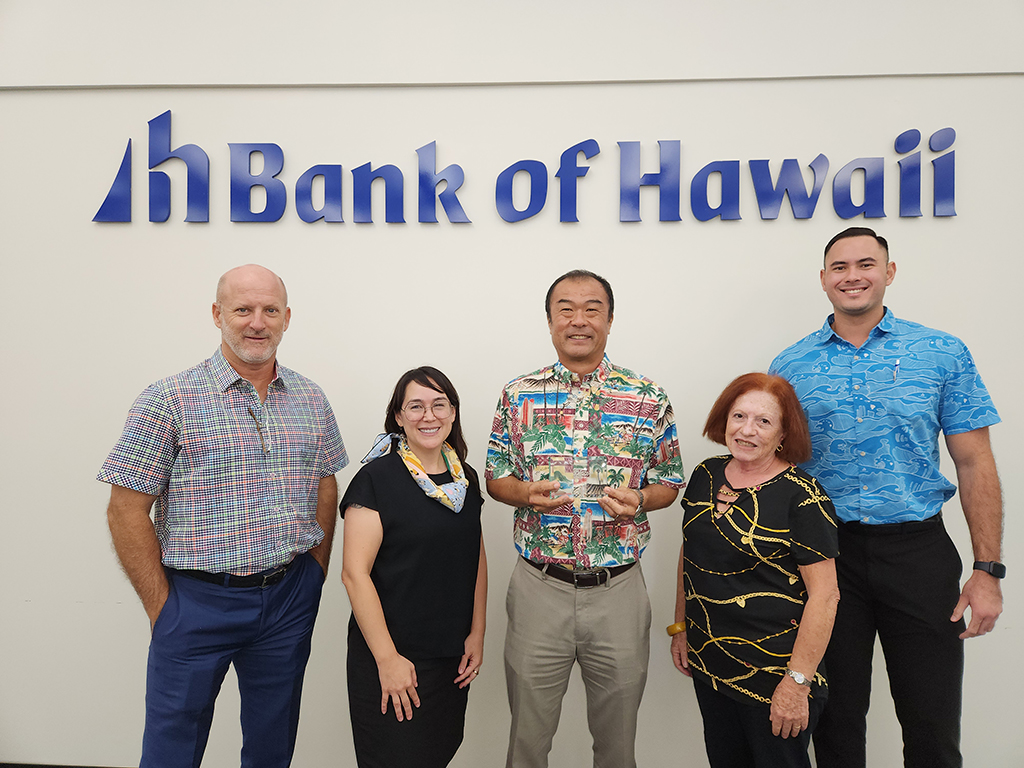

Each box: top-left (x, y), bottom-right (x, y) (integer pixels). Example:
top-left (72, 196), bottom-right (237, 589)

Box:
top-left (260, 564), bottom-right (286, 588)
top-left (572, 568), bottom-right (608, 590)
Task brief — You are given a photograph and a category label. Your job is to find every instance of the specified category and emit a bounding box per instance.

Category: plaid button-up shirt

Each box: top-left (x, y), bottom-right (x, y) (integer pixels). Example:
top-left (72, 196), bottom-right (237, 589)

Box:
top-left (99, 348), bottom-right (348, 574)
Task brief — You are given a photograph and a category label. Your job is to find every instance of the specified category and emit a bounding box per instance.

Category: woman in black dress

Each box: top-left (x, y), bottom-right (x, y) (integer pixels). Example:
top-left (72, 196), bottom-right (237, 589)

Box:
top-left (670, 373), bottom-right (840, 768)
top-left (340, 367), bottom-right (487, 768)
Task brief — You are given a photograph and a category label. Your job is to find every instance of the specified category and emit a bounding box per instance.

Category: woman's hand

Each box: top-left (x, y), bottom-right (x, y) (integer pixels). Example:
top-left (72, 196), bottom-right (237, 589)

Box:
top-left (670, 631), bottom-right (691, 676)
top-left (377, 653), bottom-right (420, 722)
top-left (770, 675), bottom-right (810, 738)
top-left (455, 629), bottom-right (484, 689)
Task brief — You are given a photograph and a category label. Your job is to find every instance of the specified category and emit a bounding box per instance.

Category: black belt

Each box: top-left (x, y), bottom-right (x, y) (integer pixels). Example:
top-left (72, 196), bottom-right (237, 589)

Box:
top-left (839, 511), bottom-right (943, 537)
top-left (173, 561), bottom-right (293, 588)
top-left (523, 556), bottom-right (635, 589)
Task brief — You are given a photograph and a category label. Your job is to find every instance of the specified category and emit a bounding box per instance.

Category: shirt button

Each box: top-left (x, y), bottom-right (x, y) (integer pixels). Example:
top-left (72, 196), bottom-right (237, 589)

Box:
top-left (853, 384), bottom-right (860, 390)
top-left (863, 485), bottom-right (868, 490)
top-left (857, 418), bottom-right (863, 423)
top-left (860, 451), bottom-right (866, 457)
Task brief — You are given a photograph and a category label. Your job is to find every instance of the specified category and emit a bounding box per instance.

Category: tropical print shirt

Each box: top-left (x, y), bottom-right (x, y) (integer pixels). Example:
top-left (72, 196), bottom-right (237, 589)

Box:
top-left (486, 356), bottom-right (684, 568)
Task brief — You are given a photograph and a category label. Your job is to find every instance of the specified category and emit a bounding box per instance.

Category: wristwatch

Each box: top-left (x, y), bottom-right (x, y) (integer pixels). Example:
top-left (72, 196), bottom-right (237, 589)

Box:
top-left (634, 488), bottom-right (645, 516)
top-left (786, 668), bottom-right (812, 688)
top-left (974, 561), bottom-right (1006, 579)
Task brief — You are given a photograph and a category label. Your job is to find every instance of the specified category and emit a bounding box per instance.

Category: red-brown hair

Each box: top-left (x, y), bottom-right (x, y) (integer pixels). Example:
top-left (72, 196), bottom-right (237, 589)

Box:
top-left (703, 373), bottom-right (812, 464)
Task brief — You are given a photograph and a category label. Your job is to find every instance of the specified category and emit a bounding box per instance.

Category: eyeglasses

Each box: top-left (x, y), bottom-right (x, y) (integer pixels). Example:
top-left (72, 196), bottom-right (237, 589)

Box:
top-left (402, 401), bottom-right (454, 421)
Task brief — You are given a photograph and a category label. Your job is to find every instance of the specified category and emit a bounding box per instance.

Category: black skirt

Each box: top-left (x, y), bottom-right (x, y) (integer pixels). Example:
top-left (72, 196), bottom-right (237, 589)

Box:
top-left (347, 629), bottom-right (470, 768)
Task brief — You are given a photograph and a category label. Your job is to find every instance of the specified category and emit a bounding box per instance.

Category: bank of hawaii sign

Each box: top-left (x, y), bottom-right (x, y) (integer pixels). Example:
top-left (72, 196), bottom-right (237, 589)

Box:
top-left (94, 110), bottom-right (957, 224)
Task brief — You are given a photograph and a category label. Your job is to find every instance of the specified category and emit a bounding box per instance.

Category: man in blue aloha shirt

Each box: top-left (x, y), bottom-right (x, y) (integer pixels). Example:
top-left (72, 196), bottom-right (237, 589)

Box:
top-left (771, 227), bottom-right (1004, 768)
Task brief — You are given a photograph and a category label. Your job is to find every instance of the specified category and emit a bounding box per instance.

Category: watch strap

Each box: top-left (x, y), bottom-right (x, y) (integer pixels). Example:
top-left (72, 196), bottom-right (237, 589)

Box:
top-left (634, 488), bottom-right (645, 515)
top-left (973, 560), bottom-right (1006, 579)
top-left (786, 668), bottom-right (811, 688)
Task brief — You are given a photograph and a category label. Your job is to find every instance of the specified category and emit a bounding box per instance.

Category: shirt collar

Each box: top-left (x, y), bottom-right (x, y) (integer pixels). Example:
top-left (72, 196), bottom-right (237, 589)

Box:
top-left (209, 347), bottom-right (284, 393)
top-left (551, 355), bottom-right (611, 386)
top-left (818, 307), bottom-right (895, 345)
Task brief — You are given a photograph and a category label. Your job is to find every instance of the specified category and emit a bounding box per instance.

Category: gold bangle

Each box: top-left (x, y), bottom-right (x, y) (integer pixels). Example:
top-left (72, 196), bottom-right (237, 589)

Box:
top-left (666, 622), bottom-right (686, 636)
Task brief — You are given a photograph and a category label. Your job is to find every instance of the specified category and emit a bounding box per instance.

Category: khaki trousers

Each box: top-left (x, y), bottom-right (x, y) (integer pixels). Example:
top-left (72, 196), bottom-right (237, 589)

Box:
top-left (504, 557), bottom-right (651, 768)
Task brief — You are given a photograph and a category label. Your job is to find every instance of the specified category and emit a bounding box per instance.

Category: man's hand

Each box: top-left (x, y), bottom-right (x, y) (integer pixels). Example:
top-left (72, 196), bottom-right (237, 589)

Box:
top-left (951, 570), bottom-right (1003, 639)
top-left (598, 486), bottom-right (642, 521)
top-left (106, 485), bottom-right (168, 631)
top-left (146, 592), bottom-right (170, 631)
top-left (525, 480), bottom-right (572, 511)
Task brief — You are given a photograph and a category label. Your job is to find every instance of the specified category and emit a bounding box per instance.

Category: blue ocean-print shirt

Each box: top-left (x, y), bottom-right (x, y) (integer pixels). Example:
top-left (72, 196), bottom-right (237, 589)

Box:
top-left (770, 309), bottom-right (999, 524)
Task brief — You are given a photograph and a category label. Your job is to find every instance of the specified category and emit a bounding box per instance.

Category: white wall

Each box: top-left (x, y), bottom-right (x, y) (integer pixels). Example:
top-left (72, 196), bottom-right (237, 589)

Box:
top-left (1, 3), bottom-right (1021, 766)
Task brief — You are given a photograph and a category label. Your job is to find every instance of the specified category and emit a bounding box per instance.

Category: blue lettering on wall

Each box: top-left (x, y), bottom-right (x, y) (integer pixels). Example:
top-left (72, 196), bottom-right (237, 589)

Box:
top-left (749, 155), bottom-right (829, 220)
top-left (895, 129), bottom-right (922, 218)
top-left (930, 127), bottom-right (956, 217)
top-left (229, 143), bottom-right (286, 223)
top-left (618, 140), bottom-right (681, 222)
top-left (556, 139), bottom-right (600, 222)
top-left (691, 160), bottom-right (741, 222)
top-left (93, 140), bottom-right (132, 222)
top-left (353, 162), bottom-right (405, 223)
top-left (833, 157), bottom-right (886, 219)
top-left (295, 165), bottom-right (343, 223)
top-left (93, 111), bottom-right (958, 225)
top-left (148, 110), bottom-right (209, 223)
top-left (496, 160), bottom-right (548, 223)
top-left (417, 141), bottom-right (471, 224)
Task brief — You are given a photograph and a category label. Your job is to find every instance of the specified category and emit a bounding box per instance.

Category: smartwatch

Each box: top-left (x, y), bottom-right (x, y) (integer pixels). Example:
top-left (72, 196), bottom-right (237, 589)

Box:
top-left (973, 561), bottom-right (1006, 579)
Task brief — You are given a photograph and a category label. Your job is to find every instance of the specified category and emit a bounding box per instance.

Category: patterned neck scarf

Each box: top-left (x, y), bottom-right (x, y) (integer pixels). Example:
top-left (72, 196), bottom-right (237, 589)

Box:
top-left (361, 433), bottom-right (469, 513)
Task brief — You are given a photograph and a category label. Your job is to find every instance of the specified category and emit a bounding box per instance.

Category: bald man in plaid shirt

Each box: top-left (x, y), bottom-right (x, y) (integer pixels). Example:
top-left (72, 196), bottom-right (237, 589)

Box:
top-left (98, 265), bottom-right (347, 768)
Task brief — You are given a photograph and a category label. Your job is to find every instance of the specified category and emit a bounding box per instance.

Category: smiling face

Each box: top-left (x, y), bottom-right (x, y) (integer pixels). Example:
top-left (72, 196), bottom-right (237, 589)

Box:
top-left (725, 390), bottom-right (786, 470)
top-left (213, 265), bottom-right (290, 369)
top-left (547, 277), bottom-right (613, 374)
top-left (821, 235), bottom-right (896, 323)
top-left (396, 380), bottom-right (455, 462)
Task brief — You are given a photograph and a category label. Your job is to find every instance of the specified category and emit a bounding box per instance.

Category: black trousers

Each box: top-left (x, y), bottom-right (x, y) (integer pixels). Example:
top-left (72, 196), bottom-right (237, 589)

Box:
top-left (347, 631), bottom-right (469, 768)
top-left (692, 677), bottom-right (824, 768)
top-left (813, 515), bottom-right (965, 768)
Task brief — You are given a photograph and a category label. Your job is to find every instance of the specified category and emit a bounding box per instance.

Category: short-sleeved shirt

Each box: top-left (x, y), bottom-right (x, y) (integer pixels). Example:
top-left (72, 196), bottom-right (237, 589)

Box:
top-left (98, 347), bottom-right (348, 574)
top-left (485, 356), bottom-right (684, 568)
top-left (682, 456), bottom-right (839, 705)
top-left (770, 310), bottom-right (1000, 524)
top-left (341, 452), bottom-right (483, 660)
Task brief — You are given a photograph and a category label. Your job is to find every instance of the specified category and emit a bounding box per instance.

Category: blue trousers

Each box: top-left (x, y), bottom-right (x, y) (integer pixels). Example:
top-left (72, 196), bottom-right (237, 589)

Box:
top-left (142, 552), bottom-right (325, 768)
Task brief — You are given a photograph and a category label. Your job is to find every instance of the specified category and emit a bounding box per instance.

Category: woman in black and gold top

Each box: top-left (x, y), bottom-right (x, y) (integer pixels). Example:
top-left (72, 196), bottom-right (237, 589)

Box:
top-left (670, 373), bottom-right (839, 768)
